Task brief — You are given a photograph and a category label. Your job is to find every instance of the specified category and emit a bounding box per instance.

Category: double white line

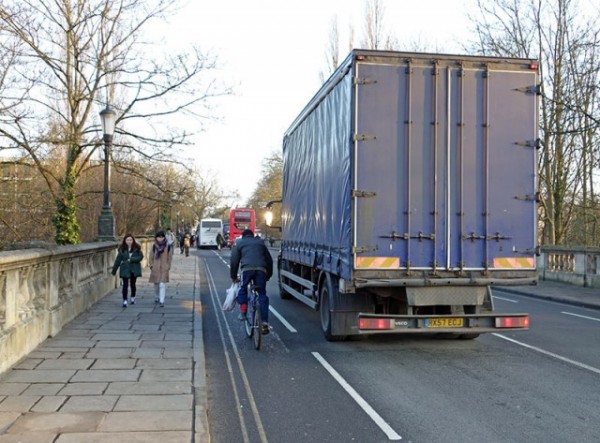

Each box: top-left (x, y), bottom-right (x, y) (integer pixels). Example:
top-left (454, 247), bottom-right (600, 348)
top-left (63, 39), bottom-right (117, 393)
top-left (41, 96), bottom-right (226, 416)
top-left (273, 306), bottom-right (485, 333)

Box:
top-left (205, 263), bottom-right (269, 443)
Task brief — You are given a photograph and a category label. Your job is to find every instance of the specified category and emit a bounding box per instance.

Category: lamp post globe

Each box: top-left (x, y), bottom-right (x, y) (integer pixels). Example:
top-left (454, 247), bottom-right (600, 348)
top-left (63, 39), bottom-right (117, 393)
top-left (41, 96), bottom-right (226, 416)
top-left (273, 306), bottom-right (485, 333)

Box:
top-left (97, 105), bottom-right (117, 242)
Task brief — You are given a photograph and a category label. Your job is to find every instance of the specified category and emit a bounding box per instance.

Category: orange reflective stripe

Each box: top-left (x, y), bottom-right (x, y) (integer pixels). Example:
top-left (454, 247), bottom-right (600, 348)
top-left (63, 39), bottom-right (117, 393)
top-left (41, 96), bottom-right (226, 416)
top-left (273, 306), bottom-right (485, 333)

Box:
top-left (493, 257), bottom-right (535, 268)
top-left (355, 257), bottom-right (400, 268)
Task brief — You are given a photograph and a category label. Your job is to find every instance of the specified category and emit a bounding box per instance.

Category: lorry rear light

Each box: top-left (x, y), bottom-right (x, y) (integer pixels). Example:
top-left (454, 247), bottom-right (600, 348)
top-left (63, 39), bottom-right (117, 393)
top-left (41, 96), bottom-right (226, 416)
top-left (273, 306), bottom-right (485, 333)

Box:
top-left (496, 316), bottom-right (529, 328)
top-left (359, 318), bottom-right (393, 330)
top-left (529, 63), bottom-right (538, 70)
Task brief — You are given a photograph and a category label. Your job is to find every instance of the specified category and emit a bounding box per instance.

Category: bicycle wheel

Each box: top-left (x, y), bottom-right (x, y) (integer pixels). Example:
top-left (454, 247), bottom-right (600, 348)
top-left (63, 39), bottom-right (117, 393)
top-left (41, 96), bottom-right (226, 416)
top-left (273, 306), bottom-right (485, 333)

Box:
top-left (244, 300), bottom-right (253, 338)
top-left (253, 297), bottom-right (262, 350)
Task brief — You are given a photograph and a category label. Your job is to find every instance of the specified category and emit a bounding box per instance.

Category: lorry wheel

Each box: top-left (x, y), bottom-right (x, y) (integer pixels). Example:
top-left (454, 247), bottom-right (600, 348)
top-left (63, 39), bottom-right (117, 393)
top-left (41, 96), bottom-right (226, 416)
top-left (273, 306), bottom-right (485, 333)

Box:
top-left (319, 276), bottom-right (346, 342)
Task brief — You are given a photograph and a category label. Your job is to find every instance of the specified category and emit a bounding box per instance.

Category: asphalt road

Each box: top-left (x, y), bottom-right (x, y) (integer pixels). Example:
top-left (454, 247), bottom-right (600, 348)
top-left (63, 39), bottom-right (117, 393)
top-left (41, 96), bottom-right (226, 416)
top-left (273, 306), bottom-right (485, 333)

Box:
top-left (198, 248), bottom-right (600, 443)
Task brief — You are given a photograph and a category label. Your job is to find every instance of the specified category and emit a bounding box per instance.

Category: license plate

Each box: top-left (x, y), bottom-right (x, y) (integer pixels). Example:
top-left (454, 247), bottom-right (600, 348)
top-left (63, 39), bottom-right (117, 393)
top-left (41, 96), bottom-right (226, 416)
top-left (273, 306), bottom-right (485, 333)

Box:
top-left (425, 318), bottom-right (464, 328)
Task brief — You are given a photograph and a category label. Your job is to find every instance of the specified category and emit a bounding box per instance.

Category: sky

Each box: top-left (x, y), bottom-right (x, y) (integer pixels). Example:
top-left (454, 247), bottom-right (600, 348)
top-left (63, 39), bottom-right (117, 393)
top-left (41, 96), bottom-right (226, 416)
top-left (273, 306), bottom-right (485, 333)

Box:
top-left (166, 0), bottom-right (473, 205)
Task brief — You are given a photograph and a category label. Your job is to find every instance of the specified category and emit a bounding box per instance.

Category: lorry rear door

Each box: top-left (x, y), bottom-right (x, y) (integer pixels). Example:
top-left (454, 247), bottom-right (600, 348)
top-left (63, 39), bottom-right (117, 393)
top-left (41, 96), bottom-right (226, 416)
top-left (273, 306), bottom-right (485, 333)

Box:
top-left (353, 57), bottom-right (537, 271)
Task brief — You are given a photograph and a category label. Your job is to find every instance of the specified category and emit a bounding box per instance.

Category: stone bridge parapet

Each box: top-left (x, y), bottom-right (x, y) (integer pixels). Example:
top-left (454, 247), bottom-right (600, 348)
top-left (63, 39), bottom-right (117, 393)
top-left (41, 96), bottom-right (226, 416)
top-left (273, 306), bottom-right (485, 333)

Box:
top-left (539, 246), bottom-right (600, 288)
top-left (0, 241), bottom-right (142, 374)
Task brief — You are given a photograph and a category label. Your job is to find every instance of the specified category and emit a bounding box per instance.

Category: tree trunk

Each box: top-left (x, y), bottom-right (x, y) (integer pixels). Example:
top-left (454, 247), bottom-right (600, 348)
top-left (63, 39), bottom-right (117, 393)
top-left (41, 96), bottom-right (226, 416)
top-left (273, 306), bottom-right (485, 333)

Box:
top-left (53, 169), bottom-right (80, 245)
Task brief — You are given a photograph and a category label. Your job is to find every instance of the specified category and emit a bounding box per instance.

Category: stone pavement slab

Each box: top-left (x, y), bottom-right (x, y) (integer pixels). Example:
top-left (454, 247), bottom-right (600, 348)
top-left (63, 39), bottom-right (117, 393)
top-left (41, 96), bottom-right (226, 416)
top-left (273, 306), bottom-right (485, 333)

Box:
top-left (89, 359), bottom-right (137, 370)
top-left (2, 370), bottom-right (76, 384)
top-left (31, 396), bottom-right (67, 413)
top-left (0, 412), bottom-right (20, 431)
top-left (0, 432), bottom-right (57, 443)
top-left (114, 394), bottom-right (193, 411)
top-left (135, 358), bottom-right (192, 369)
top-left (7, 411), bottom-right (105, 433)
top-left (61, 395), bottom-right (119, 412)
top-left (21, 384), bottom-right (64, 396)
top-left (58, 383), bottom-right (108, 396)
top-left (55, 430), bottom-right (191, 443)
top-left (70, 369), bottom-right (140, 383)
top-left (104, 381), bottom-right (190, 395)
top-left (36, 360), bottom-right (93, 370)
top-left (98, 410), bottom-right (191, 432)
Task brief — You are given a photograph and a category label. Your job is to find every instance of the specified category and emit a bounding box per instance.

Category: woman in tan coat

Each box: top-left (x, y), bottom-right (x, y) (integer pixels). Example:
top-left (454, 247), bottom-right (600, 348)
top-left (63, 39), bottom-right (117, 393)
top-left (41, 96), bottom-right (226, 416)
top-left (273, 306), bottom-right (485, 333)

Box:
top-left (149, 231), bottom-right (173, 307)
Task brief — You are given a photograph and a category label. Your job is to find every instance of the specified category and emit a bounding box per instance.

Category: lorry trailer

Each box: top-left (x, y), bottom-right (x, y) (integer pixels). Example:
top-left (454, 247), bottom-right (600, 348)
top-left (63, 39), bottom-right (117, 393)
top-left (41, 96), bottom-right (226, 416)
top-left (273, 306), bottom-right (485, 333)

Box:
top-left (277, 49), bottom-right (538, 341)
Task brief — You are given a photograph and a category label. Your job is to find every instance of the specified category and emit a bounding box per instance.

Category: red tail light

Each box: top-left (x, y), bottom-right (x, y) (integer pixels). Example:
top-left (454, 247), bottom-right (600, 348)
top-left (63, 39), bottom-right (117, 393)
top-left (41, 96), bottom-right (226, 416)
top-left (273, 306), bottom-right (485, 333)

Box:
top-left (359, 318), bottom-right (393, 330)
top-left (496, 316), bottom-right (529, 328)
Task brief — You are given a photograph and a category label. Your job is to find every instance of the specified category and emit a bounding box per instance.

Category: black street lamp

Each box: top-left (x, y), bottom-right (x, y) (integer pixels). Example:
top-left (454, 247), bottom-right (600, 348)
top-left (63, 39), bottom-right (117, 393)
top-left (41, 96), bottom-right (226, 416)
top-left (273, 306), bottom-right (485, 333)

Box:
top-left (97, 105), bottom-right (117, 241)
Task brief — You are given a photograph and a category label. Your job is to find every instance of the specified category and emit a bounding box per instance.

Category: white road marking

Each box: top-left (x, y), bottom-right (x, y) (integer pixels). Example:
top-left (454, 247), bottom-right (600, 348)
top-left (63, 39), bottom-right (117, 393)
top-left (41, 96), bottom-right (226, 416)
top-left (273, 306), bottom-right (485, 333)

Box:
top-left (312, 352), bottom-right (402, 441)
top-left (269, 306), bottom-right (297, 333)
top-left (492, 295), bottom-right (518, 303)
top-left (212, 249), bottom-right (229, 266)
top-left (493, 333), bottom-right (600, 375)
top-left (561, 311), bottom-right (600, 322)
top-left (205, 264), bottom-right (269, 443)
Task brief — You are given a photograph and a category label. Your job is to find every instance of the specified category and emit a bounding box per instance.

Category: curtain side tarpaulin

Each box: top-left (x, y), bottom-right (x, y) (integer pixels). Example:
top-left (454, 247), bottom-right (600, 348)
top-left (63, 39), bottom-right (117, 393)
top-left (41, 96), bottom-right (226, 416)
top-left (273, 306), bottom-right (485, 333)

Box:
top-left (282, 72), bottom-right (353, 280)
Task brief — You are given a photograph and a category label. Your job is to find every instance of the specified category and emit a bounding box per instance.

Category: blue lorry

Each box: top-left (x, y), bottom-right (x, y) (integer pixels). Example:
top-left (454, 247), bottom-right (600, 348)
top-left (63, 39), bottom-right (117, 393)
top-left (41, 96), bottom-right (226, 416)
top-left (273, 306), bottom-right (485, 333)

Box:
top-left (277, 50), bottom-right (538, 341)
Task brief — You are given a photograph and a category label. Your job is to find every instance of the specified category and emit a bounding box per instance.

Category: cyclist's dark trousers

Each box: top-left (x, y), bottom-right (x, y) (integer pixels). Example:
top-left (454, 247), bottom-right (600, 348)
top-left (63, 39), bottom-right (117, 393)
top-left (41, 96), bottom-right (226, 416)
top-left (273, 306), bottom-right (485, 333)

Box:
top-left (237, 269), bottom-right (268, 322)
top-left (122, 274), bottom-right (137, 300)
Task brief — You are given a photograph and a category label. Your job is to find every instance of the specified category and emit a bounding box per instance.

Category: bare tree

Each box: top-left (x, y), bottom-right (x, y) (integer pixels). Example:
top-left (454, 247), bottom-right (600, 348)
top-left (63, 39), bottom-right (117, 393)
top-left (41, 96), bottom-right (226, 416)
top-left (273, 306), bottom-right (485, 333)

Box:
top-left (247, 151), bottom-right (283, 237)
top-left (361, 0), bottom-right (385, 49)
top-left (469, 0), bottom-right (600, 246)
top-left (190, 168), bottom-right (237, 224)
top-left (320, 17), bottom-right (341, 83)
top-left (321, 0), bottom-right (402, 81)
top-left (0, 0), bottom-right (230, 244)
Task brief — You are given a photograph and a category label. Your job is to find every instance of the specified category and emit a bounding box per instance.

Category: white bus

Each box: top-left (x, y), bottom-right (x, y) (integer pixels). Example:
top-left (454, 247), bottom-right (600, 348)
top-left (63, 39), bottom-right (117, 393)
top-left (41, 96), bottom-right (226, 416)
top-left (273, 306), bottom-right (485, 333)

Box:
top-left (196, 218), bottom-right (223, 249)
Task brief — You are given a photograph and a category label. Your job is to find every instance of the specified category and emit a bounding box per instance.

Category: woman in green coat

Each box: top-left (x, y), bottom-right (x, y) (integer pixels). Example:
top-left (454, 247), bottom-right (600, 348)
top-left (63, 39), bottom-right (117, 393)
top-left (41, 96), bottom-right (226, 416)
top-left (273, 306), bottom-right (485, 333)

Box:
top-left (111, 234), bottom-right (144, 307)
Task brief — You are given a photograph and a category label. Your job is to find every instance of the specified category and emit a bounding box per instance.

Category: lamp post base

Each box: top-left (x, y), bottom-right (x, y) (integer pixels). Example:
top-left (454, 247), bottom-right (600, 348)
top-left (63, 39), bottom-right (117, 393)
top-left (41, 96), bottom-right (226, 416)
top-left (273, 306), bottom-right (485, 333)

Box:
top-left (97, 208), bottom-right (116, 242)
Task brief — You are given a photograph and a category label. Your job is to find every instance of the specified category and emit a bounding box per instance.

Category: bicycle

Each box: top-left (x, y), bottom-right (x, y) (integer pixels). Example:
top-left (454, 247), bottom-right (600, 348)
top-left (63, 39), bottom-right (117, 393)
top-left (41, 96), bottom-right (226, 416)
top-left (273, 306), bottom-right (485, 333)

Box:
top-left (244, 283), bottom-right (263, 350)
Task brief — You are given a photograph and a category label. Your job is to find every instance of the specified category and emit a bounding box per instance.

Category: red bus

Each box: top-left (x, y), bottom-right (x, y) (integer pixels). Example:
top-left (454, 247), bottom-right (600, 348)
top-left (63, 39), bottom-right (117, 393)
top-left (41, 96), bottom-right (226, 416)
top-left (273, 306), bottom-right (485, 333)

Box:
top-left (229, 208), bottom-right (256, 246)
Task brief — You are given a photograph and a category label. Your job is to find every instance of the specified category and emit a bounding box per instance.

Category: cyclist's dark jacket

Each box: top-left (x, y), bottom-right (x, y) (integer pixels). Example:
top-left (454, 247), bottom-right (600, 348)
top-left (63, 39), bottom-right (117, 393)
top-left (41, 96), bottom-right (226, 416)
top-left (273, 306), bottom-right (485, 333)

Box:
top-left (230, 234), bottom-right (273, 280)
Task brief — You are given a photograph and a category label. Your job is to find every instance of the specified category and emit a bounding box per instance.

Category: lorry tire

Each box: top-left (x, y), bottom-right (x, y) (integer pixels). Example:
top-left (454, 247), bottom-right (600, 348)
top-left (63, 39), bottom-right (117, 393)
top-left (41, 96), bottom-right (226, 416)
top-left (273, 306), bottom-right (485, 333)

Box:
top-left (319, 275), bottom-right (346, 342)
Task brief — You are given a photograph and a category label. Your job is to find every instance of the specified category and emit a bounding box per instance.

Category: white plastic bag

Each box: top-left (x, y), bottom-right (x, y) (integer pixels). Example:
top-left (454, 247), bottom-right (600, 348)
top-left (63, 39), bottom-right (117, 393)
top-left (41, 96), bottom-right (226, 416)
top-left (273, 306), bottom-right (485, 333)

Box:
top-left (222, 282), bottom-right (239, 311)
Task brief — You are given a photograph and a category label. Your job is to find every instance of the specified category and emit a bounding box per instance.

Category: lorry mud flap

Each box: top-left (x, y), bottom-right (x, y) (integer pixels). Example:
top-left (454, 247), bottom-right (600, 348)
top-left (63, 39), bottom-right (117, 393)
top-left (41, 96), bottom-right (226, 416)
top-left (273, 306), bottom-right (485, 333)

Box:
top-left (328, 280), bottom-right (374, 337)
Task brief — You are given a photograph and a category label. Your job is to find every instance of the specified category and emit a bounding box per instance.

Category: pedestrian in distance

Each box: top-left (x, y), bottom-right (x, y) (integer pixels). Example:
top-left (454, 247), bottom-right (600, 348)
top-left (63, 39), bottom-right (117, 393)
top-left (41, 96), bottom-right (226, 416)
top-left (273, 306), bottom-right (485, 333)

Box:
top-left (216, 232), bottom-right (225, 250)
top-left (230, 228), bottom-right (273, 334)
top-left (178, 231), bottom-right (184, 254)
top-left (183, 232), bottom-right (191, 257)
top-left (165, 227), bottom-right (176, 256)
top-left (149, 230), bottom-right (172, 307)
top-left (111, 233), bottom-right (144, 308)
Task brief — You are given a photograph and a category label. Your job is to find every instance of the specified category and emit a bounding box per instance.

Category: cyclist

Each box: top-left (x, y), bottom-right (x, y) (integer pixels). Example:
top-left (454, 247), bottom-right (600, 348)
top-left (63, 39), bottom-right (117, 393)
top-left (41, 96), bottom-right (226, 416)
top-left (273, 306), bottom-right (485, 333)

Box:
top-left (230, 228), bottom-right (273, 334)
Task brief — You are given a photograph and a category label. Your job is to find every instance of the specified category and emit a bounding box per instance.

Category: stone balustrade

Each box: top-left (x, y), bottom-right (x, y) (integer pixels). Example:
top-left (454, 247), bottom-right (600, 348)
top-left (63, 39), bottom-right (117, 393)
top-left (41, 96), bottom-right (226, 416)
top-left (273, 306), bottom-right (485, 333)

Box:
top-left (0, 239), bottom-right (153, 375)
top-left (538, 246), bottom-right (600, 288)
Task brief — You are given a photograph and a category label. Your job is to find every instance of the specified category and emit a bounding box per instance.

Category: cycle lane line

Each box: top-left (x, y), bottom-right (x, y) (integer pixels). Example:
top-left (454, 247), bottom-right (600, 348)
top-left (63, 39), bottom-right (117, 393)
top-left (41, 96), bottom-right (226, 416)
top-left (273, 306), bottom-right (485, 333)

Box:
top-left (312, 352), bottom-right (403, 441)
top-left (205, 262), bottom-right (268, 443)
